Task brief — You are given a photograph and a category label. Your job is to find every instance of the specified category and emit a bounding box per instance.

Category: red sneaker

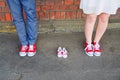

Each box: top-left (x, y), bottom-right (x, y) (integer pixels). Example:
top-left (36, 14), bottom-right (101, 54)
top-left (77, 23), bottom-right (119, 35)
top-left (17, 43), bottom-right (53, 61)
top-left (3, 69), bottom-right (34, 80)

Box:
top-left (92, 42), bottom-right (101, 56)
top-left (84, 42), bottom-right (94, 56)
top-left (27, 44), bottom-right (36, 57)
top-left (19, 45), bottom-right (28, 57)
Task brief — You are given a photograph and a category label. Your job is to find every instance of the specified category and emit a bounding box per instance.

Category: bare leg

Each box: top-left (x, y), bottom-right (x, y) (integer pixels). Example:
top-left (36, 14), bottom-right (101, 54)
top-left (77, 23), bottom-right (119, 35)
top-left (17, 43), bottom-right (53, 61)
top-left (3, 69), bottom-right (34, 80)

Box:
top-left (84, 14), bottom-right (97, 44)
top-left (94, 13), bottom-right (110, 43)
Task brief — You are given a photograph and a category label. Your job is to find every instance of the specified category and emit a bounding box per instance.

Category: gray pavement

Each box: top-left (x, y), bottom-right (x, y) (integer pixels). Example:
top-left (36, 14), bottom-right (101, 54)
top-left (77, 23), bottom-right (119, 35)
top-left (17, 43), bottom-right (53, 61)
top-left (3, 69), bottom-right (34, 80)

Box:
top-left (0, 28), bottom-right (120, 80)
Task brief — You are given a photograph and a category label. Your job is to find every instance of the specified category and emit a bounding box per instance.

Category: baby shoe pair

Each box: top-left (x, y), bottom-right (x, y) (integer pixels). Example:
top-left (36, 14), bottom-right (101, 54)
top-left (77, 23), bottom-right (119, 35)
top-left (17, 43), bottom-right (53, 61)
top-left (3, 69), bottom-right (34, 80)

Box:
top-left (57, 47), bottom-right (68, 58)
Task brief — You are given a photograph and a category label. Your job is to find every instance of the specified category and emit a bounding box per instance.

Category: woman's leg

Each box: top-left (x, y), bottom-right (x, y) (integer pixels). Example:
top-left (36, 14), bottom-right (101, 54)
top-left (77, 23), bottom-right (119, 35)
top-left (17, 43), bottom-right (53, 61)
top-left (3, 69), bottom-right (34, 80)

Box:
top-left (94, 13), bottom-right (110, 43)
top-left (93, 13), bottom-right (110, 56)
top-left (84, 14), bottom-right (97, 44)
top-left (84, 14), bottom-right (97, 56)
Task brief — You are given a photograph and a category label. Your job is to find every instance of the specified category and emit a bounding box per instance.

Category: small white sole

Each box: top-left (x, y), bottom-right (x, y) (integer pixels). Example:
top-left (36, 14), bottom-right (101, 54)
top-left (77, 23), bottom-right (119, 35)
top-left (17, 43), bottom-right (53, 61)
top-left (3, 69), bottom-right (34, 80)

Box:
top-left (27, 52), bottom-right (36, 57)
top-left (63, 55), bottom-right (68, 58)
top-left (57, 54), bottom-right (63, 58)
top-left (19, 52), bottom-right (27, 57)
top-left (57, 54), bottom-right (68, 58)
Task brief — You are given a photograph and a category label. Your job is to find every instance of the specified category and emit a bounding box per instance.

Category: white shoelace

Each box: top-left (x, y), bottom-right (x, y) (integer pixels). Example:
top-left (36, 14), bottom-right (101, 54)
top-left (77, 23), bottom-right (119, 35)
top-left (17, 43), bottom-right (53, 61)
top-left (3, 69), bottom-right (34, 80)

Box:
top-left (21, 45), bottom-right (27, 50)
top-left (85, 44), bottom-right (93, 50)
top-left (94, 43), bottom-right (100, 50)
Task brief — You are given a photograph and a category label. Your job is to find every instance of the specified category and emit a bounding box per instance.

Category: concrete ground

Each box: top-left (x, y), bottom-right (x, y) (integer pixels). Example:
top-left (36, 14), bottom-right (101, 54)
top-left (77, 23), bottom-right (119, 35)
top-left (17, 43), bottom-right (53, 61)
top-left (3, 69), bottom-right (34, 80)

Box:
top-left (0, 28), bottom-right (120, 80)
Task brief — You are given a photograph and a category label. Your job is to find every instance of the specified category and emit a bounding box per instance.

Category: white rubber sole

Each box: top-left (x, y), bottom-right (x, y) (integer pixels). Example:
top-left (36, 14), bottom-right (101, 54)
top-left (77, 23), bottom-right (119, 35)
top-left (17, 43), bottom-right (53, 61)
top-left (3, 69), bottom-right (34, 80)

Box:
top-left (19, 52), bottom-right (27, 57)
top-left (27, 52), bottom-right (36, 57)
top-left (85, 51), bottom-right (94, 56)
top-left (94, 52), bottom-right (101, 56)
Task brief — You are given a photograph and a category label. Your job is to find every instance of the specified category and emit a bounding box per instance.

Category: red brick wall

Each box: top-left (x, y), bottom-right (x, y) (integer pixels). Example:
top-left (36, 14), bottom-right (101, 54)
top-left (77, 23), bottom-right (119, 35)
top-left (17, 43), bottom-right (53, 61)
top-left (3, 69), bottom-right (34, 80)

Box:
top-left (0, 0), bottom-right (120, 22)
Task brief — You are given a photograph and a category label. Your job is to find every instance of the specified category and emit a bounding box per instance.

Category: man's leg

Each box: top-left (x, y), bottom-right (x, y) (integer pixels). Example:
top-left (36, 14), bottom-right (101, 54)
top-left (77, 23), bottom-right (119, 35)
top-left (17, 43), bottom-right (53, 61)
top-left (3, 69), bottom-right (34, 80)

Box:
top-left (21, 0), bottom-right (38, 45)
top-left (7, 0), bottom-right (28, 46)
top-left (20, 0), bottom-right (38, 56)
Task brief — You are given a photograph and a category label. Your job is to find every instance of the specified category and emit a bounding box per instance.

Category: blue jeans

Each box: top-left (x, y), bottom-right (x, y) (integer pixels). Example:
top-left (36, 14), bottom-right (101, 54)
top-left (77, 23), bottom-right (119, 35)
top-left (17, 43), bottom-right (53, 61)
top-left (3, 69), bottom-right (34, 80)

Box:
top-left (7, 0), bottom-right (38, 45)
